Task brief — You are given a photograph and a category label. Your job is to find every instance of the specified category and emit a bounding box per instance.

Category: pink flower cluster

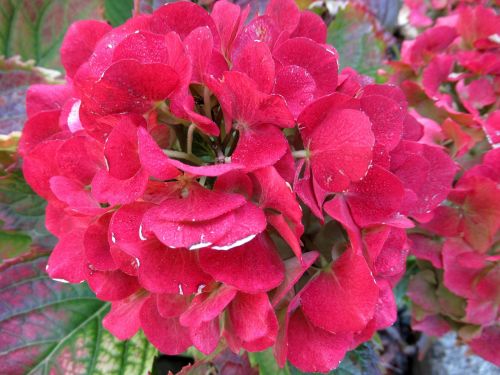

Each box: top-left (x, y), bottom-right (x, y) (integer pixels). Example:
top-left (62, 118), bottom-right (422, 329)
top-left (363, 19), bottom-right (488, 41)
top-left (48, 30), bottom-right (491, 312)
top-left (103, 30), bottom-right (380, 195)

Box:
top-left (391, 2), bottom-right (500, 365)
top-left (20, 0), bottom-right (454, 371)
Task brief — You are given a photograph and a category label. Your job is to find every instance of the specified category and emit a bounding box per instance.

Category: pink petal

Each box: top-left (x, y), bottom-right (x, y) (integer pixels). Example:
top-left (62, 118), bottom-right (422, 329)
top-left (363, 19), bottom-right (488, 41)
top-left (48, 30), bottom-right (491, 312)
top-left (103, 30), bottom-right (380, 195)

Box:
top-left (265, 0), bottom-right (300, 33)
top-left (190, 318), bottom-right (220, 355)
top-left (86, 268), bottom-right (140, 301)
top-left (91, 168), bottom-right (149, 206)
top-left (84, 212), bottom-right (117, 271)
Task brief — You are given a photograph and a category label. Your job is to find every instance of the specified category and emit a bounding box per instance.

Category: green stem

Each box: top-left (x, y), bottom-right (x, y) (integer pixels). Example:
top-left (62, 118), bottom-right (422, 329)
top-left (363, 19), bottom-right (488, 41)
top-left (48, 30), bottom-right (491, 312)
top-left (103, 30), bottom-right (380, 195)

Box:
top-left (186, 123), bottom-right (196, 156)
top-left (203, 87), bottom-right (212, 119)
top-left (164, 150), bottom-right (203, 165)
top-left (292, 150), bottom-right (308, 159)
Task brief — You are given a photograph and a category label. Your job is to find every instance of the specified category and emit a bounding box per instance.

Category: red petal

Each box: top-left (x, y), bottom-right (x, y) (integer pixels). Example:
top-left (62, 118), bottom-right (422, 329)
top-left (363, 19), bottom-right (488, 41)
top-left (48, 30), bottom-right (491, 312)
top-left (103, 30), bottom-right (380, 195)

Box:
top-left (291, 11), bottom-right (327, 43)
top-left (227, 292), bottom-right (278, 351)
top-left (103, 293), bottom-right (147, 340)
top-left (109, 202), bottom-right (154, 257)
top-left (26, 84), bottom-right (73, 118)
top-left (138, 241), bottom-right (211, 295)
top-left (180, 284), bottom-right (237, 327)
top-left (46, 229), bottom-right (86, 283)
top-left (212, 203), bottom-right (267, 250)
top-left (104, 116), bottom-right (143, 180)
top-left (211, 0), bottom-right (248, 56)
top-left (137, 127), bottom-right (181, 180)
top-left (310, 109), bottom-right (374, 192)
top-left (86, 268), bottom-right (140, 301)
top-left (232, 125), bottom-right (288, 171)
top-left (297, 93), bottom-right (360, 141)
top-left (233, 41), bottom-right (275, 93)
top-left (360, 95), bottom-right (405, 152)
top-left (156, 294), bottom-right (190, 318)
top-left (346, 166), bottom-right (404, 227)
top-left (84, 213), bottom-right (117, 271)
top-left (49, 176), bottom-right (100, 213)
top-left (199, 234), bottom-right (284, 293)
top-left (287, 308), bottom-right (353, 373)
top-left (57, 134), bottom-right (105, 185)
top-left (19, 110), bottom-right (62, 156)
top-left (273, 37), bottom-right (338, 115)
top-left (82, 60), bottom-right (179, 115)
top-left (190, 318), bottom-right (220, 355)
top-left (271, 251), bottom-right (319, 307)
top-left (265, 0), bottom-right (300, 33)
top-left (184, 26), bottom-right (214, 84)
top-left (91, 168), bottom-right (149, 206)
top-left (140, 296), bottom-right (192, 355)
top-left (143, 182), bottom-right (245, 222)
top-left (300, 249), bottom-right (379, 333)
top-left (151, 1), bottom-right (220, 48)
top-left (324, 196), bottom-right (362, 253)
top-left (61, 20), bottom-right (111, 78)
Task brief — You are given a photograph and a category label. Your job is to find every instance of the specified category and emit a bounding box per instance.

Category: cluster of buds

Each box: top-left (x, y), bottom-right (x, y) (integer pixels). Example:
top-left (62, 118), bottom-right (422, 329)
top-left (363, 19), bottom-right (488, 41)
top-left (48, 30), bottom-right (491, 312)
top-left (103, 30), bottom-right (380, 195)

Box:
top-left (391, 1), bottom-right (500, 366)
top-left (20, 0), bottom-right (455, 371)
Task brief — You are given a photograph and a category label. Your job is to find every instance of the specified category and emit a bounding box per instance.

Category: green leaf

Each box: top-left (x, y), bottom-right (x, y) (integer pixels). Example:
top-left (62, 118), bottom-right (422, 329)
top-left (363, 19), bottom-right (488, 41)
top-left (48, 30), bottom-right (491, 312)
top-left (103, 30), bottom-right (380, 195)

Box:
top-left (249, 349), bottom-right (291, 375)
top-left (104, 0), bottom-right (133, 27)
top-left (327, 4), bottom-right (386, 77)
top-left (249, 344), bottom-right (381, 375)
top-left (0, 0), bottom-right (103, 70)
top-left (0, 228), bottom-right (32, 261)
top-left (0, 170), bottom-right (55, 250)
top-left (0, 253), bottom-right (158, 374)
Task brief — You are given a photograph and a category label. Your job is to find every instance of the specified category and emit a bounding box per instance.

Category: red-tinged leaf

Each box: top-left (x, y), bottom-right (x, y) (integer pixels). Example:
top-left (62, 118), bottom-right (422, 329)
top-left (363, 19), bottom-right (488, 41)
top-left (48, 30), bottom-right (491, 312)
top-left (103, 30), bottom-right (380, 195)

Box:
top-left (199, 234), bottom-right (284, 293)
top-left (408, 234), bottom-right (443, 269)
top-left (0, 170), bottom-right (54, 249)
top-left (0, 57), bottom-right (57, 136)
top-left (327, 4), bottom-right (386, 77)
top-left (287, 308), bottom-right (353, 373)
top-left (300, 249), bottom-right (379, 333)
top-left (0, 1), bottom-right (103, 70)
top-left (0, 255), bottom-right (157, 374)
top-left (412, 315), bottom-right (451, 337)
top-left (407, 272), bottom-right (439, 313)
